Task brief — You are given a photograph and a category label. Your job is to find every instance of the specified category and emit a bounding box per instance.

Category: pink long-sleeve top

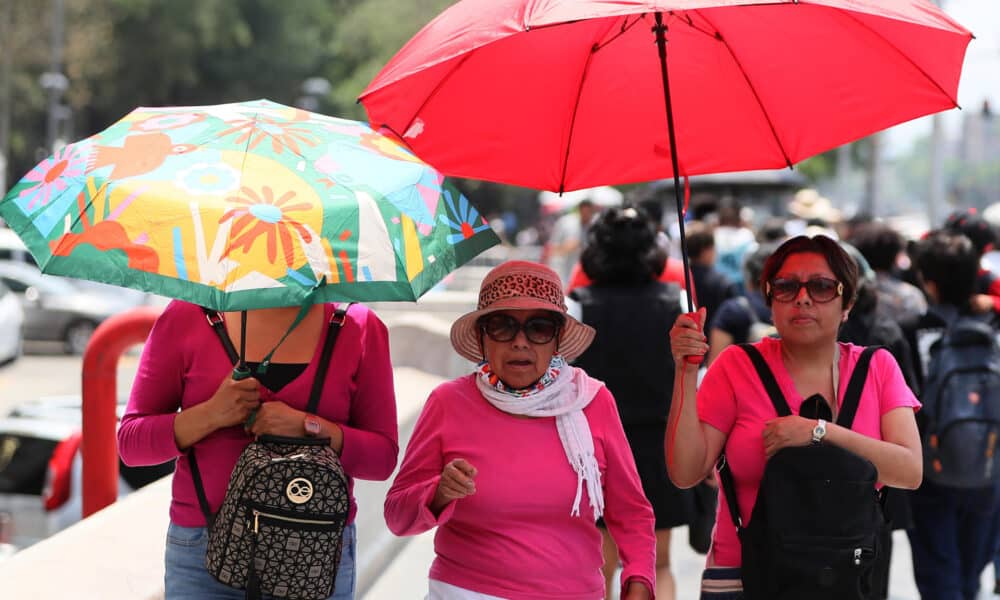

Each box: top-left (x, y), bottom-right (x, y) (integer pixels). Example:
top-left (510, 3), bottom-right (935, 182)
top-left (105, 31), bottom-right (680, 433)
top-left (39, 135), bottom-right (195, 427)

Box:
top-left (385, 374), bottom-right (656, 600)
top-left (118, 300), bottom-right (398, 527)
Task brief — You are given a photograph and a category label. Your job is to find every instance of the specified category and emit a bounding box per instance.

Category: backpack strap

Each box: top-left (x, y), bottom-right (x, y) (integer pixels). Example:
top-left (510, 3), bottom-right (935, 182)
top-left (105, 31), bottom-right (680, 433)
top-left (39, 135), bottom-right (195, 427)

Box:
top-left (202, 307), bottom-right (239, 364)
top-left (716, 344), bottom-right (791, 535)
top-left (188, 303), bottom-right (354, 526)
top-left (836, 345), bottom-right (882, 430)
top-left (738, 343), bottom-right (792, 416)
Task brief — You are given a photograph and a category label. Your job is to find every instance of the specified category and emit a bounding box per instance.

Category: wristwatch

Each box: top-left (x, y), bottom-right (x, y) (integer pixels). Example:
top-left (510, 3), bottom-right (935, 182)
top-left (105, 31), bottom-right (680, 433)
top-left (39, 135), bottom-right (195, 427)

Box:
top-left (812, 419), bottom-right (827, 444)
top-left (304, 414), bottom-right (322, 437)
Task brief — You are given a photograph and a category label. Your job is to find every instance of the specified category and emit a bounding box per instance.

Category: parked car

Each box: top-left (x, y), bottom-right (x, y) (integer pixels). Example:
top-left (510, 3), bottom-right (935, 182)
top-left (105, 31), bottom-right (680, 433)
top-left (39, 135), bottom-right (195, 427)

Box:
top-left (0, 394), bottom-right (174, 554)
top-left (0, 279), bottom-right (24, 365)
top-left (0, 261), bottom-right (139, 354)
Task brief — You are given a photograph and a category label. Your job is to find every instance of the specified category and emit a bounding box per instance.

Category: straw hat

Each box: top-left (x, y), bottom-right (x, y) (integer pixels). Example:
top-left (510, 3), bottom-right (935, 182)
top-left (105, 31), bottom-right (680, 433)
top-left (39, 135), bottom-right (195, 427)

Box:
top-left (788, 188), bottom-right (842, 223)
top-left (450, 261), bottom-right (596, 363)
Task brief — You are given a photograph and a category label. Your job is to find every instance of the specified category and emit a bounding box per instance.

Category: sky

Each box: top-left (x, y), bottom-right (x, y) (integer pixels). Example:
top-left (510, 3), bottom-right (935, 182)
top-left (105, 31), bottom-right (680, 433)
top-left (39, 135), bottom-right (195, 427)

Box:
top-left (885, 0), bottom-right (1000, 156)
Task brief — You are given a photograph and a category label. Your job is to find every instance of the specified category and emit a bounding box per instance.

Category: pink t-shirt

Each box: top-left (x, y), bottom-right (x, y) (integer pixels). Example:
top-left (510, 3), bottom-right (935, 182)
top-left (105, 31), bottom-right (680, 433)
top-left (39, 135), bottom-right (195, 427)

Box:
top-left (696, 338), bottom-right (920, 567)
top-left (385, 374), bottom-right (656, 600)
top-left (118, 300), bottom-right (399, 527)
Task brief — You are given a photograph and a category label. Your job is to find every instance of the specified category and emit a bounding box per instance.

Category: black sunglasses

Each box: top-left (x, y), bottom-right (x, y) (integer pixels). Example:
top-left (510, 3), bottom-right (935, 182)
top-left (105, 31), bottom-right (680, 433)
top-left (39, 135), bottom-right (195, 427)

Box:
top-left (767, 277), bottom-right (843, 304)
top-left (479, 314), bottom-right (562, 345)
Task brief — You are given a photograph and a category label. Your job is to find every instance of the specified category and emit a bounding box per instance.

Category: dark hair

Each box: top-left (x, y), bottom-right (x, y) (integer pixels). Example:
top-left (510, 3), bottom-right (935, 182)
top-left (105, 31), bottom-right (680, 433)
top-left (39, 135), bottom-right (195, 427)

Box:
top-left (759, 235), bottom-right (859, 309)
top-left (912, 231), bottom-right (979, 307)
top-left (581, 206), bottom-right (666, 285)
top-left (757, 217), bottom-right (788, 243)
top-left (943, 210), bottom-right (997, 256)
top-left (684, 221), bottom-right (715, 260)
top-left (742, 242), bottom-right (777, 290)
top-left (849, 222), bottom-right (904, 272)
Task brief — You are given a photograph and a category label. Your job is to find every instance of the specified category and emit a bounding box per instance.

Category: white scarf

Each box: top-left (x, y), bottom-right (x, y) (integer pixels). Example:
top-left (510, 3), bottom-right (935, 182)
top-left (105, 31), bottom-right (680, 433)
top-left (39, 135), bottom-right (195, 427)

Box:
top-left (475, 356), bottom-right (605, 519)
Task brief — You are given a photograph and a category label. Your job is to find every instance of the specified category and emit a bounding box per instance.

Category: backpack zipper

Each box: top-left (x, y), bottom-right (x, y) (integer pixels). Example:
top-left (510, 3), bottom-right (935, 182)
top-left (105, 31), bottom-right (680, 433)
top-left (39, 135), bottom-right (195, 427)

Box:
top-left (251, 509), bottom-right (338, 533)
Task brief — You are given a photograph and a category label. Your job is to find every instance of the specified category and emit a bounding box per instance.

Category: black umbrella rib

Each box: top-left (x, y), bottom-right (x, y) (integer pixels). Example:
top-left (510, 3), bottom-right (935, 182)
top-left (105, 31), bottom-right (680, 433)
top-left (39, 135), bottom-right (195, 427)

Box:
top-left (836, 9), bottom-right (961, 108)
top-left (393, 52), bottom-right (477, 150)
top-left (593, 14), bottom-right (647, 52)
top-left (557, 17), bottom-right (622, 194)
top-left (692, 9), bottom-right (793, 169)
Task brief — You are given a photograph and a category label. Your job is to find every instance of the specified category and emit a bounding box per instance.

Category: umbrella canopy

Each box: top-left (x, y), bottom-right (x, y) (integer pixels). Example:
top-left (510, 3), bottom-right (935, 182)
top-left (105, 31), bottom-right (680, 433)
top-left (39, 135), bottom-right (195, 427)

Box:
top-left (359, 0), bottom-right (972, 194)
top-left (0, 100), bottom-right (500, 311)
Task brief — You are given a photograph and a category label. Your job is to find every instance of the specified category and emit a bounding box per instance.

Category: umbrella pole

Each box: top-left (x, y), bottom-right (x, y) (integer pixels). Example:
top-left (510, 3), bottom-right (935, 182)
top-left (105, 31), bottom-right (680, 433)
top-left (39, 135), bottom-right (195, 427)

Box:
top-left (654, 12), bottom-right (695, 314)
top-left (232, 309), bottom-right (251, 380)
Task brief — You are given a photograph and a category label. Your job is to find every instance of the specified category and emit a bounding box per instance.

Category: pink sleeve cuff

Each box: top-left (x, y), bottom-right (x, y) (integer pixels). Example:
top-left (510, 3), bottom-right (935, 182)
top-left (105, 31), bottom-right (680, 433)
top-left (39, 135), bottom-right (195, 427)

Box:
top-left (419, 475), bottom-right (457, 526)
top-left (621, 575), bottom-right (655, 600)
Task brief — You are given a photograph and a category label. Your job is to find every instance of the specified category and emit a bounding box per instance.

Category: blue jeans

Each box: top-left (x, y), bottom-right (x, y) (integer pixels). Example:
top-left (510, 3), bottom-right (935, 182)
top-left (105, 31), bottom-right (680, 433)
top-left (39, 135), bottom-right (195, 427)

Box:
top-left (165, 521), bottom-right (356, 600)
top-left (907, 481), bottom-right (1000, 600)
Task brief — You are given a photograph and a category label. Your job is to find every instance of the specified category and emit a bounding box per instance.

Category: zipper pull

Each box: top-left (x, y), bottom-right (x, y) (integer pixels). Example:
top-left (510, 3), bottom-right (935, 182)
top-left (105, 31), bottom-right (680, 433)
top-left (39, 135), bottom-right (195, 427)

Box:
top-left (253, 509), bottom-right (260, 534)
top-left (853, 548), bottom-right (862, 565)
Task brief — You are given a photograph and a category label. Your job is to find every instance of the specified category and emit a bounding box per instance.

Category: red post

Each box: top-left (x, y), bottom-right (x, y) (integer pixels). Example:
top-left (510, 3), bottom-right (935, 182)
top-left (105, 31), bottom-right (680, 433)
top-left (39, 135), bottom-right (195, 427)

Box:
top-left (81, 306), bottom-right (162, 518)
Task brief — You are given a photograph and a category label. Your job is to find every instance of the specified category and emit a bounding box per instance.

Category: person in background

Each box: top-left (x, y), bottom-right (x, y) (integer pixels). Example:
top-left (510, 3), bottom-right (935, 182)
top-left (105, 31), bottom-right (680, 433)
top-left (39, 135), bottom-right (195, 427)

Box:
top-left (667, 234), bottom-right (922, 598)
top-left (943, 210), bottom-right (1000, 316)
top-left (570, 206), bottom-right (690, 600)
top-left (705, 243), bottom-right (777, 366)
top-left (118, 301), bottom-right (398, 600)
top-left (713, 198), bottom-right (758, 286)
top-left (385, 261), bottom-right (655, 600)
top-left (849, 221), bottom-right (927, 328)
top-left (548, 199), bottom-right (599, 285)
top-left (686, 221), bottom-right (741, 329)
top-left (902, 231), bottom-right (1000, 600)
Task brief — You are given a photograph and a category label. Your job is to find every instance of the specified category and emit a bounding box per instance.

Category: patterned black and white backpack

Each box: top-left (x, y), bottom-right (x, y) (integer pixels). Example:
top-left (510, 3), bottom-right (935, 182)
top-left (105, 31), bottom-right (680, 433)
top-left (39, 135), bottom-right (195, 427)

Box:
top-left (190, 305), bottom-right (352, 600)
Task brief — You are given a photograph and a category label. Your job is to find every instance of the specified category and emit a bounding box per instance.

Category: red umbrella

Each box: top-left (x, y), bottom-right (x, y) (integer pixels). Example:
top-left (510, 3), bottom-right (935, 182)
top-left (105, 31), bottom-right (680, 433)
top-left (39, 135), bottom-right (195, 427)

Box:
top-left (359, 0), bottom-right (972, 306)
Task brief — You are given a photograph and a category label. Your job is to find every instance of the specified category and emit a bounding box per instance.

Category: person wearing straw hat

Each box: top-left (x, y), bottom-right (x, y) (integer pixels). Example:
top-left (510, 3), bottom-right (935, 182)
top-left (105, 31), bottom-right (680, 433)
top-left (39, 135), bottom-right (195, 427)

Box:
top-left (385, 261), bottom-right (655, 600)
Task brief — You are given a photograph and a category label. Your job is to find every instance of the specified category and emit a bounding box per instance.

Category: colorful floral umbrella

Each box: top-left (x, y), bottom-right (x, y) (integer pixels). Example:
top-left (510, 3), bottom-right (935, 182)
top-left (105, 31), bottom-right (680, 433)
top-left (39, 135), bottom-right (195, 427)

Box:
top-left (0, 100), bottom-right (499, 311)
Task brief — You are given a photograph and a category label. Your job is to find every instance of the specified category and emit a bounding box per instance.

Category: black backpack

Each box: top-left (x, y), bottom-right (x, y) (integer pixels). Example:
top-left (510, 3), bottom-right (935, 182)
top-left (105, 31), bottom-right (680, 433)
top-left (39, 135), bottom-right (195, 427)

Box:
top-left (920, 314), bottom-right (1000, 489)
top-left (717, 344), bottom-right (886, 600)
top-left (190, 305), bottom-right (352, 600)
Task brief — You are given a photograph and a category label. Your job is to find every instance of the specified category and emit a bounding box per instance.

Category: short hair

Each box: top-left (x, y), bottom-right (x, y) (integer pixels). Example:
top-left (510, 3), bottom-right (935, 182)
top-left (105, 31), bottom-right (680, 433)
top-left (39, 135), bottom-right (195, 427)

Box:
top-left (944, 210), bottom-right (996, 256)
top-left (849, 222), bottom-right (904, 272)
top-left (742, 242), bottom-right (777, 290)
top-left (759, 235), bottom-right (859, 309)
top-left (581, 206), bottom-right (666, 285)
top-left (684, 221), bottom-right (715, 260)
top-left (913, 231), bottom-right (979, 307)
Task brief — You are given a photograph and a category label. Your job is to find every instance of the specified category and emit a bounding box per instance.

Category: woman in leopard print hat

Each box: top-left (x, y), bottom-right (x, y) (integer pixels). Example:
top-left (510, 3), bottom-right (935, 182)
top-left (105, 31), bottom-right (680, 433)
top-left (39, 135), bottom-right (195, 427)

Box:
top-left (385, 260), bottom-right (656, 600)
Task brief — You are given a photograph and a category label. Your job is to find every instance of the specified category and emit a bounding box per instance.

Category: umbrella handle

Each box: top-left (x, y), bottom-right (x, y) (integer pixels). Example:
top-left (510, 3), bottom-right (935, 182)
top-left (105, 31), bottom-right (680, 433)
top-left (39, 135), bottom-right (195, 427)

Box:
top-left (232, 365), bottom-right (253, 380)
top-left (684, 310), bottom-right (704, 366)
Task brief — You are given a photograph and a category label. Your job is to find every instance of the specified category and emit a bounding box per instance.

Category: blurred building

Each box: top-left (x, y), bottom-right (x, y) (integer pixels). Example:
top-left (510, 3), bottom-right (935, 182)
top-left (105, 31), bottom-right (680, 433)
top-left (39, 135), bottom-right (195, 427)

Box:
top-left (955, 100), bottom-right (1000, 208)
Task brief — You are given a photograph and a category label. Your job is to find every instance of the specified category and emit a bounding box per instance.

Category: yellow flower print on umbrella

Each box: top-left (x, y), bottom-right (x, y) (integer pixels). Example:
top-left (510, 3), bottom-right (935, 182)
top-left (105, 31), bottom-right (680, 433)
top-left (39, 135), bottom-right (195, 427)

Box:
top-left (0, 100), bottom-right (499, 311)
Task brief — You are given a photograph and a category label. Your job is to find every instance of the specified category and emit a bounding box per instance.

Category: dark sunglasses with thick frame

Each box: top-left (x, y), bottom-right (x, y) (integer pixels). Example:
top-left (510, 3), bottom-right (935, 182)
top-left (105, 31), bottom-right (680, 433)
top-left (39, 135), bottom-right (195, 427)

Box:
top-left (767, 277), bottom-right (844, 304)
top-left (478, 313), bottom-right (563, 345)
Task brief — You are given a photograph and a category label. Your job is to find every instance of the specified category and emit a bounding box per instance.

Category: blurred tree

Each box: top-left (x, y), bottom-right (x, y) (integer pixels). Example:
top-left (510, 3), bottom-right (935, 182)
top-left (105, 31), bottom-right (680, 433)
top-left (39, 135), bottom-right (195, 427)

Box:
top-left (2, 0), bottom-right (546, 236)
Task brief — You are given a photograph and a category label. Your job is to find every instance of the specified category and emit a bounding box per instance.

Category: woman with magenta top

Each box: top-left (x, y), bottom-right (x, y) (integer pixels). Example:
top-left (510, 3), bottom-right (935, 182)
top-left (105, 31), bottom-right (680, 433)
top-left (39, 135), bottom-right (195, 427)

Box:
top-left (385, 260), bottom-right (655, 600)
top-left (666, 235), bottom-right (922, 599)
top-left (118, 300), bottom-right (398, 599)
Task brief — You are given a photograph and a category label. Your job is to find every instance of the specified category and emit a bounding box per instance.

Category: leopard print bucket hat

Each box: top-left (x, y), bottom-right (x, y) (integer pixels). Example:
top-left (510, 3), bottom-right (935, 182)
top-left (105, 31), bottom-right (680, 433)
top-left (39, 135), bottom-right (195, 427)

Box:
top-left (450, 260), bottom-right (596, 363)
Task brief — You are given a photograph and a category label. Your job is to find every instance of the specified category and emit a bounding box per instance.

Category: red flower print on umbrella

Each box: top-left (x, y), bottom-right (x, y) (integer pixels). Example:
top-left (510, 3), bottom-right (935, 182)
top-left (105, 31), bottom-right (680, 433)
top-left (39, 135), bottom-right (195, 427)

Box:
top-left (18, 145), bottom-right (87, 210)
top-left (220, 186), bottom-right (313, 267)
top-left (216, 110), bottom-right (321, 155)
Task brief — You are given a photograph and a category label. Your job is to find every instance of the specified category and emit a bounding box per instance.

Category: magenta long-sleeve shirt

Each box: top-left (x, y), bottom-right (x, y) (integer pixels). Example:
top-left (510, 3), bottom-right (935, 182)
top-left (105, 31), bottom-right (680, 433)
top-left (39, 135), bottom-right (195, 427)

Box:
top-left (118, 300), bottom-right (398, 527)
top-left (385, 375), bottom-right (656, 599)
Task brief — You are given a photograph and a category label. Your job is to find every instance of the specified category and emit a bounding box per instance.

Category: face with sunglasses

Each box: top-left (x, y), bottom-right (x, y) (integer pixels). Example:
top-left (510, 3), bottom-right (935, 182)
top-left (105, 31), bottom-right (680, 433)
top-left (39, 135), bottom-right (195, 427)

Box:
top-left (767, 252), bottom-right (852, 345)
top-left (478, 310), bottom-right (562, 389)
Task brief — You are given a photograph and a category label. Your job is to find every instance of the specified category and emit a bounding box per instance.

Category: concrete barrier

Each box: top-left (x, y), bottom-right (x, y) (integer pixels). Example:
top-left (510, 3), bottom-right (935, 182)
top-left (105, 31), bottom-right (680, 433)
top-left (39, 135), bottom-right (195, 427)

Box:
top-left (0, 476), bottom-right (170, 600)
